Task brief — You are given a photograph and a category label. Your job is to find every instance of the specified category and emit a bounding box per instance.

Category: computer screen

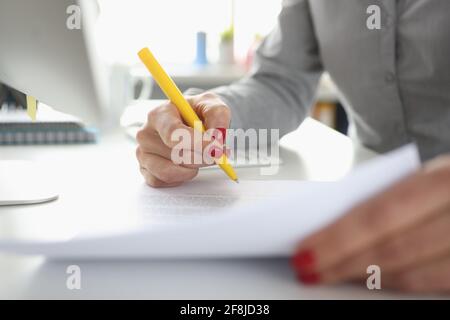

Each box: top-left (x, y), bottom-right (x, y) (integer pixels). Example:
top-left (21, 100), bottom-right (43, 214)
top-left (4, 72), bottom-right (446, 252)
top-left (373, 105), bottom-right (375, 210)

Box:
top-left (0, 0), bottom-right (109, 124)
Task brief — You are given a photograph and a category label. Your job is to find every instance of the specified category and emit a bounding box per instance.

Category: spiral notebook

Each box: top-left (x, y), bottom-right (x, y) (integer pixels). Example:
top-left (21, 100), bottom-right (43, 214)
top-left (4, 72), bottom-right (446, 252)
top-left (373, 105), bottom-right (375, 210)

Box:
top-left (0, 103), bottom-right (97, 145)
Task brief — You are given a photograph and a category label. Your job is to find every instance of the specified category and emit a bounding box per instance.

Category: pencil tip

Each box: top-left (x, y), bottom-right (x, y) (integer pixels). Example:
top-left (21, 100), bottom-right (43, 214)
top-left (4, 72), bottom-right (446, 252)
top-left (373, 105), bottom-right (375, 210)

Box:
top-left (235, 179), bottom-right (239, 184)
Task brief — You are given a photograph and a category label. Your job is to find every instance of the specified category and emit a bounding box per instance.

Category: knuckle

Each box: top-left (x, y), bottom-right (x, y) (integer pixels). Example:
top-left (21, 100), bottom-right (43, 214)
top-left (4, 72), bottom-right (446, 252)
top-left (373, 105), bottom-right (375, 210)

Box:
top-left (359, 200), bottom-right (389, 231)
top-left (136, 128), bottom-right (147, 144)
top-left (206, 104), bottom-right (230, 118)
top-left (146, 175), bottom-right (163, 188)
top-left (147, 107), bottom-right (160, 123)
top-left (200, 91), bottom-right (218, 99)
top-left (166, 121), bottom-right (183, 135)
top-left (165, 123), bottom-right (184, 146)
top-left (160, 101), bottom-right (178, 115)
top-left (147, 103), bottom-right (171, 124)
top-left (199, 92), bottom-right (219, 100)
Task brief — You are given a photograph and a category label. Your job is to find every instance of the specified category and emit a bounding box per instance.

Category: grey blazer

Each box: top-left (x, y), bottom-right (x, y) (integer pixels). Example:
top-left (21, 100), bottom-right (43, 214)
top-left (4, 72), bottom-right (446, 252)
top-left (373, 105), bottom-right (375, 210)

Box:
top-left (213, 0), bottom-right (450, 161)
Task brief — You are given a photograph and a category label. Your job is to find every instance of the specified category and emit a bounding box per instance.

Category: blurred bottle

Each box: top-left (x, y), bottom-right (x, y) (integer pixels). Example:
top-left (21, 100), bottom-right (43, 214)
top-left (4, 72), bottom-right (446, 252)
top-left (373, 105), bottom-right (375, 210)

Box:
top-left (194, 31), bottom-right (208, 66)
top-left (219, 27), bottom-right (235, 65)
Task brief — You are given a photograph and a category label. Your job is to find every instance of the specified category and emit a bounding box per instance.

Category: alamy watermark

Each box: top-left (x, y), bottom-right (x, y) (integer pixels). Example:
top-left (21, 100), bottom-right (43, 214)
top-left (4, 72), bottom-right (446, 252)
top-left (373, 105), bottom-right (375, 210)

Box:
top-left (66, 4), bottom-right (81, 30)
top-left (170, 122), bottom-right (280, 176)
top-left (66, 265), bottom-right (82, 290)
top-left (366, 265), bottom-right (381, 290)
top-left (367, 5), bottom-right (381, 30)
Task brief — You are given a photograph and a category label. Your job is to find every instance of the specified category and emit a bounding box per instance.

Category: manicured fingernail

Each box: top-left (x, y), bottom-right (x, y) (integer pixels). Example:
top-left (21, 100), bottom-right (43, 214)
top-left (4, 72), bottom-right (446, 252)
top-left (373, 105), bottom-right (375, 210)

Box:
top-left (210, 147), bottom-right (223, 158)
top-left (292, 249), bottom-right (316, 273)
top-left (218, 128), bottom-right (227, 142)
top-left (297, 272), bottom-right (321, 285)
top-left (212, 128), bottom-right (227, 144)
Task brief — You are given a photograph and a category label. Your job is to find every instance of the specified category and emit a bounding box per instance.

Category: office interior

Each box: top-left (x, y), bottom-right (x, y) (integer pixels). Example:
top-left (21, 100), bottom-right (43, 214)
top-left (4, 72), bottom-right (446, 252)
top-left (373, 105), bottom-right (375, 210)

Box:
top-left (1, 0), bottom-right (448, 301)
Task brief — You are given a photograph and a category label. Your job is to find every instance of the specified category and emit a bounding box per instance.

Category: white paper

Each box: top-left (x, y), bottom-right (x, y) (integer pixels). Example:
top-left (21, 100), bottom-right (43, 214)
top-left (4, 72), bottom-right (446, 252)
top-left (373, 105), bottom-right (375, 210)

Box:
top-left (0, 144), bottom-right (420, 259)
top-left (135, 179), bottom-right (301, 222)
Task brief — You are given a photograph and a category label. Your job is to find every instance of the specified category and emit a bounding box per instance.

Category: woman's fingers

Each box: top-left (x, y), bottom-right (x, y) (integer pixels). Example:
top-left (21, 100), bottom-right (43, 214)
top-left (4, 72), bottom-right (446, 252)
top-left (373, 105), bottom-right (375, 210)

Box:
top-left (137, 148), bottom-right (199, 186)
top-left (136, 133), bottom-right (214, 169)
top-left (138, 105), bottom-right (226, 166)
top-left (319, 208), bottom-right (450, 284)
top-left (293, 158), bottom-right (450, 278)
top-left (136, 127), bottom-right (172, 159)
top-left (148, 101), bottom-right (224, 153)
top-left (147, 102), bottom-right (194, 149)
top-left (189, 93), bottom-right (231, 134)
top-left (139, 166), bottom-right (183, 188)
top-left (135, 93), bottom-right (232, 188)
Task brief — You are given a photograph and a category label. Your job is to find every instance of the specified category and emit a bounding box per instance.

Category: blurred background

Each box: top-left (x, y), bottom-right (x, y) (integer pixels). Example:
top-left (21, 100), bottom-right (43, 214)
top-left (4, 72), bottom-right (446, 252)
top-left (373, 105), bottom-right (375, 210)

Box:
top-left (95, 0), bottom-right (346, 133)
top-left (0, 0), bottom-right (346, 147)
top-left (96, 0), bottom-right (279, 65)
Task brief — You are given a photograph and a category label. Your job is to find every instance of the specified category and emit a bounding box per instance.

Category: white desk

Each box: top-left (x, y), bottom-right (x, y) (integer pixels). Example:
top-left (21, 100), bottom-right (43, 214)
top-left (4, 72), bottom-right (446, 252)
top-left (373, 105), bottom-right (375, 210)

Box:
top-left (0, 118), bottom-right (432, 299)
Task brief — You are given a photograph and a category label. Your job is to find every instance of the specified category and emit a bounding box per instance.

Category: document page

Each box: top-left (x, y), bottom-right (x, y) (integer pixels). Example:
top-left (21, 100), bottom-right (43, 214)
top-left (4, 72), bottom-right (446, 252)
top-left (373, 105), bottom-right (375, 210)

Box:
top-left (136, 180), bottom-right (307, 222)
top-left (0, 144), bottom-right (420, 259)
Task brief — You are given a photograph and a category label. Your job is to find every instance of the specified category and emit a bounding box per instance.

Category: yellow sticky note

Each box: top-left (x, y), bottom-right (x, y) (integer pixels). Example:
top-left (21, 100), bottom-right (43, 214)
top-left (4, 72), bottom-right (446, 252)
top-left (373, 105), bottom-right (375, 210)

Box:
top-left (26, 95), bottom-right (37, 121)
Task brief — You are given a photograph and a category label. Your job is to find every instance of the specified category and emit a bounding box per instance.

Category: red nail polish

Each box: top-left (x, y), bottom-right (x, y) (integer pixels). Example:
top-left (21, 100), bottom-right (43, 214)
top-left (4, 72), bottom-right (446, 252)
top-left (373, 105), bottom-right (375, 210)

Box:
top-left (292, 249), bottom-right (316, 273)
top-left (210, 147), bottom-right (223, 158)
top-left (297, 272), bottom-right (321, 285)
top-left (215, 127), bottom-right (227, 144)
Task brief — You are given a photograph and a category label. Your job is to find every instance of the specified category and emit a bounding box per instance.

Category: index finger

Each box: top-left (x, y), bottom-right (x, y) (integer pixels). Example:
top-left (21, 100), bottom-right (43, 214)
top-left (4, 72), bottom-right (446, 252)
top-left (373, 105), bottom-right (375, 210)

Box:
top-left (189, 95), bottom-right (231, 132)
top-left (148, 102), bottom-right (225, 166)
top-left (294, 165), bottom-right (450, 274)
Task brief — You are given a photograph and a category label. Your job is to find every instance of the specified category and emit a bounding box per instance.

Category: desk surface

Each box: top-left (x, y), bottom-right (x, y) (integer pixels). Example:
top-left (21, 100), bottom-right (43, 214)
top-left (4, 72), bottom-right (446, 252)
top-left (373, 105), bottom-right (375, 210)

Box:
top-left (0, 118), bottom-right (434, 299)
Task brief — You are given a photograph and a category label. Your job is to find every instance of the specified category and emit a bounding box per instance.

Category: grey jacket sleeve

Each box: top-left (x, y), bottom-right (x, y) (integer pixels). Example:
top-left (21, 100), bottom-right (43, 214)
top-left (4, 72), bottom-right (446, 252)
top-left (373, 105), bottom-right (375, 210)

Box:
top-left (212, 0), bottom-right (323, 137)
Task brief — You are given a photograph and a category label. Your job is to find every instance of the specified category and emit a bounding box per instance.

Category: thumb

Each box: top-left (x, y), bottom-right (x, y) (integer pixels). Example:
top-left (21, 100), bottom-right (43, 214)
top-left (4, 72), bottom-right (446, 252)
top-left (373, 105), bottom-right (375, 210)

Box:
top-left (202, 104), bottom-right (231, 130)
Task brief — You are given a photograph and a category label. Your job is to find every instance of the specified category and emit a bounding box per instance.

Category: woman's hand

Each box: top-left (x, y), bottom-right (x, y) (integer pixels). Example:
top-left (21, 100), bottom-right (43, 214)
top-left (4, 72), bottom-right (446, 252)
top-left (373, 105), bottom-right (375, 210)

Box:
top-left (136, 92), bottom-right (231, 188)
top-left (293, 155), bottom-right (450, 293)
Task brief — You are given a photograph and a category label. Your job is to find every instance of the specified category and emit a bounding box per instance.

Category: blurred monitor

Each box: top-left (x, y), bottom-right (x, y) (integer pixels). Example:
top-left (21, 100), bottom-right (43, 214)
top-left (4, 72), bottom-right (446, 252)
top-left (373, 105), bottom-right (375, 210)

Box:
top-left (0, 0), bottom-right (109, 124)
top-left (0, 0), bottom-right (109, 206)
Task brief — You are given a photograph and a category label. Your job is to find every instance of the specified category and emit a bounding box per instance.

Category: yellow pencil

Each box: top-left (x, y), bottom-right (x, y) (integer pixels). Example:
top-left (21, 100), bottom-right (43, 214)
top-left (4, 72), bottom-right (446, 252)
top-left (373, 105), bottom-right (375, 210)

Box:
top-left (138, 47), bottom-right (239, 183)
